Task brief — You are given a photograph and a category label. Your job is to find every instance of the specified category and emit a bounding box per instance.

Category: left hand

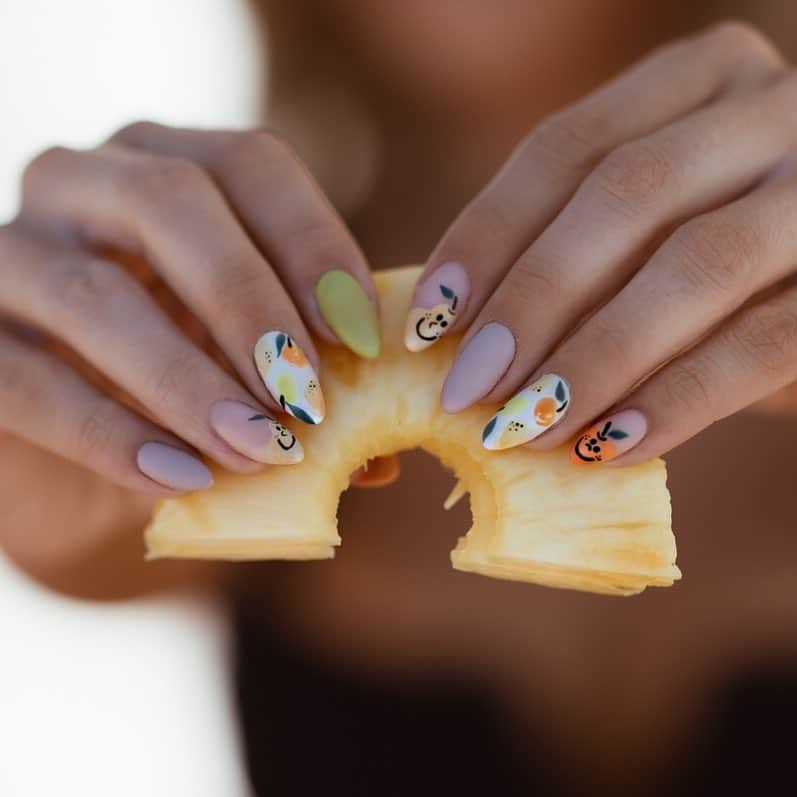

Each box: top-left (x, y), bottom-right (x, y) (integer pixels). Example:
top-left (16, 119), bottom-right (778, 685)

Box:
top-left (404, 21), bottom-right (797, 465)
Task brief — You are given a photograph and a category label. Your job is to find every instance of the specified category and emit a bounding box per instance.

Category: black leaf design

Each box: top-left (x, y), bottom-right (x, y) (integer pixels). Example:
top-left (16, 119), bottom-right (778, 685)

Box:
top-left (288, 403), bottom-right (316, 425)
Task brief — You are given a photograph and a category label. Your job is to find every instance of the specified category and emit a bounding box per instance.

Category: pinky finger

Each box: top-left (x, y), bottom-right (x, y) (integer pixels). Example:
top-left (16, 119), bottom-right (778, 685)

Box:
top-left (568, 283), bottom-right (797, 466)
top-left (0, 331), bottom-right (214, 494)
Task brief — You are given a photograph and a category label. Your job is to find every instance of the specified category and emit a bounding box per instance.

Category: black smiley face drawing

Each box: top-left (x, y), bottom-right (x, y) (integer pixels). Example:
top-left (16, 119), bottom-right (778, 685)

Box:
top-left (415, 303), bottom-right (456, 342)
top-left (274, 424), bottom-right (296, 451)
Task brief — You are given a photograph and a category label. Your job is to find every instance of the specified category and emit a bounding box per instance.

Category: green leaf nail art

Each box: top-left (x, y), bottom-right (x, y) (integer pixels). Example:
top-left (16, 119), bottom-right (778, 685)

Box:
top-left (555, 380), bottom-right (566, 402)
top-left (608, 429), bottom-right (629, 439)
top-left (440, 284), bottom-right (455, 300)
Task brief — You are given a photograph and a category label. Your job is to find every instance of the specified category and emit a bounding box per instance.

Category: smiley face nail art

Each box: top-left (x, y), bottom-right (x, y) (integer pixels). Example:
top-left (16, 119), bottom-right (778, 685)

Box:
top-left (254, 331), bottom-right (325, 424)
top-left (209, 400), bottom-right (305, 465)
top-left (405, 262), bottom-right (470, 352)
top-left (482, 374), bottom-right (570, 450)
top-left (247, 413), bottom-right (304, 464)
top-left (570, 409), bottom-right (647, 465)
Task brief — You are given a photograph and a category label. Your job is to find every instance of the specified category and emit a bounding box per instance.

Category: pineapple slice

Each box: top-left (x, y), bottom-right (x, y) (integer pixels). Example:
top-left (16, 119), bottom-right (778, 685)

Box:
top-left (145, 267), bottom-right (680, 596)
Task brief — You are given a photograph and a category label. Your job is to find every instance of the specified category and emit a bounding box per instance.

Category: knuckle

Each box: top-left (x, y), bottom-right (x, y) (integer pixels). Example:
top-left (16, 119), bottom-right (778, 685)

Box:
top-left (662, 362), bottom-right (713, 414)
top-left (74, 398), bottom-right (117, 459)
top-left (706, 20), bottom-right (782, 65)
top-left (507, 254), bottom-right (567, 305)
top-left (152, 349), bottom-right (207, 415)
top-left (728, 302), bottom-right (797, 371)
top-left (208, 258), bottom-right (273, 320)
top-left (21, 146), bottom-right (74, 192)
top-left (110, 119), bottom-right (161, 144)
top-left (592, 140), bottom-right (676, 213)
top-left (584, 316), bottom-right (634, 374)
top-left (669, 216), bottom-right (759, 294)
top-left (523, 111), bottom-right (600, 169)
top-left (125, 156), bottom-right (209, 205)
top-left (215, 128), bottom-right (295, 173)
top-left (57, 258), bottom-right (128, 325)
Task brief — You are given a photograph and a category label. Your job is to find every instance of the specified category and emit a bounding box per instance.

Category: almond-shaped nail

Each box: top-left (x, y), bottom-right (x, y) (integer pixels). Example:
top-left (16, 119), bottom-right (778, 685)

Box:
top-left (210, 400), bottom-right (304, 465)
top-left (570, 409), bottom-right (647, 464)
top-left (441, 322), bottom-right (516, 413)
top-left (482, 374), bottom-right (570, 450)
top-left (405, 262), bottom-right (469, 352)
top-left (254, 331), bottom-right (325, 424)
top-left (315, 269), bottom-right (381, 359)
top-left (136, 442), bottom-right (214, 491)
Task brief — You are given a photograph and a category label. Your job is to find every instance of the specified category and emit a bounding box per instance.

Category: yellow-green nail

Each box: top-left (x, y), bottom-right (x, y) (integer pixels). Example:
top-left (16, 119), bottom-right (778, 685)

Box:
top-left (315, 269), bottom-right (381, 359)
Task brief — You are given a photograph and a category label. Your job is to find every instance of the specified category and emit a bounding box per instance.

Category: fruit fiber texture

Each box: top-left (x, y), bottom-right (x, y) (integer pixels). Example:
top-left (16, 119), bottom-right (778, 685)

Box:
top-left (145, 267), bottom-right (680, 596)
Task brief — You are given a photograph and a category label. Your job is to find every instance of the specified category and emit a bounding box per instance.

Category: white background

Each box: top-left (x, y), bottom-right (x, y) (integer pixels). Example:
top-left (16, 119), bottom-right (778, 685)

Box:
top-left (0, 1), bottom-right (261, 794)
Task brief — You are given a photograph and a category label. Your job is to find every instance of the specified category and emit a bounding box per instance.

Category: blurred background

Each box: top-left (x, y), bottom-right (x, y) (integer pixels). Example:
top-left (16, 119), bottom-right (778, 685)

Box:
top-left (0, 1), bottom-right (257, 793)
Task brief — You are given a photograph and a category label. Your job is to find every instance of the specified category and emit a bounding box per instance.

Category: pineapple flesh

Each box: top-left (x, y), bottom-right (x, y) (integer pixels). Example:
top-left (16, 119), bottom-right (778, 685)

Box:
top-left (145, 267), bottom-right (680, 596)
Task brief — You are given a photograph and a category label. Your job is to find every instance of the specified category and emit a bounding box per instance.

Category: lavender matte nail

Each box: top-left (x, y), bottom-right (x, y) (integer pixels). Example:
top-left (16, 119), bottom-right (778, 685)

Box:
top-left (441, 322), bottom-right (516, 413)
top-left (136, 442), bottom-right (214, 491)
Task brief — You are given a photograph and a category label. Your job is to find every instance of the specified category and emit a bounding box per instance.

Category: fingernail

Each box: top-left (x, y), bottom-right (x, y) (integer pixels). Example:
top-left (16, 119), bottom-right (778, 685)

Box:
top-left (210, 400), bottom-right (304, 465)
top-left (441, 322), bottom-right (516, 413)
top-left (404, 261), bottom-right (469, 352)
top-left (570, 409), bottom-right (647, 465)
top-left (136, 442), bottom-right (214, 491)
top-left (253, 331), bottom-right (325, 424)
top-left (482, 373), bottom-right (571, 450)
top-left (315, 269), bottom-right (381, 359)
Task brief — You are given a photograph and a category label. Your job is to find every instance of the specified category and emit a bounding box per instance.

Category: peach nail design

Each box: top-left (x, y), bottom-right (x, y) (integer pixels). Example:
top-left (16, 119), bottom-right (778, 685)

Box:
top-left (482, 374), bottom-right (570, 450)
top-left (570, 410), bottom-right (647, 464)
top-left (254, 331), bottom-right (325, 425)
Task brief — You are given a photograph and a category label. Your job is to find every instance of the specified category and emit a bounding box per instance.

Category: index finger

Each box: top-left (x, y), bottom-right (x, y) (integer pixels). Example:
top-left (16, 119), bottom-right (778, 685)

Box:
top-left (113, 123), bottom-right (382, 360)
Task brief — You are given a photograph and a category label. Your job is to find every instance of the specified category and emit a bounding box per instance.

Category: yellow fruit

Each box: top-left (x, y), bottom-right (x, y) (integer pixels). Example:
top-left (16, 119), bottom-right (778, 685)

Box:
top-left (145, 267), bottom-right (680, 596)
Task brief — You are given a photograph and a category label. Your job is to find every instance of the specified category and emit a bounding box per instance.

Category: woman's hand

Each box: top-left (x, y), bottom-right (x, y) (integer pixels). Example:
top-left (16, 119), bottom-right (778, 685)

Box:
top-left (1, 122), bottom-right (382, 500)
top-left (406, 21), bottom-right (797, 465)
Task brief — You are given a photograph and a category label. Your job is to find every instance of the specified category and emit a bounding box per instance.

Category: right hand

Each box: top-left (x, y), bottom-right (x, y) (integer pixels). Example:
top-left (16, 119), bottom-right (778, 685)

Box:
top-left (0, 122), bottom-right (381, 501)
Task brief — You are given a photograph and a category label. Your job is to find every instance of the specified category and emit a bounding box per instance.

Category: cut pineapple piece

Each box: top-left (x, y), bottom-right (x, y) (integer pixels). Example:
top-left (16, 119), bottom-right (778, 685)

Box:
top-left (145, 267), bottom-right (680, 596)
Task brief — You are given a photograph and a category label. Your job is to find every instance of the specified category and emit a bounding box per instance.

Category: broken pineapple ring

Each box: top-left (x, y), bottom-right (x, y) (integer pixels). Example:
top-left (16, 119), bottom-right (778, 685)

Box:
top-left (145, 267), bottom-right (680, 596)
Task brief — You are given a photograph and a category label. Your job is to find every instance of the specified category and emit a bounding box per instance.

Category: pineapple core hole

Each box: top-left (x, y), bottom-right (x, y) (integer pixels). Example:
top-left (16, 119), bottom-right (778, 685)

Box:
top-left (338, 449), bottom-right (475, 554)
